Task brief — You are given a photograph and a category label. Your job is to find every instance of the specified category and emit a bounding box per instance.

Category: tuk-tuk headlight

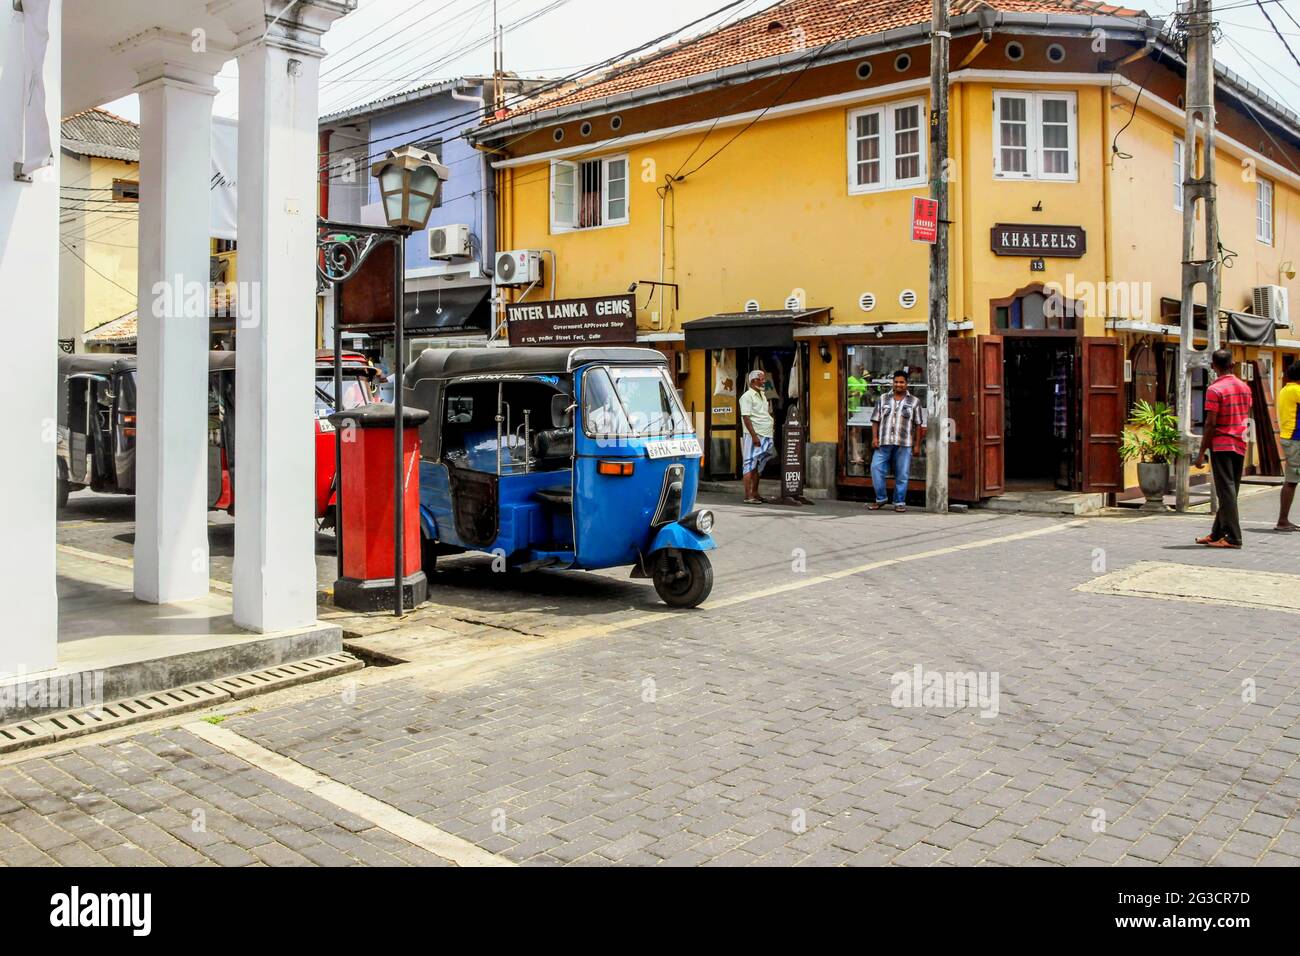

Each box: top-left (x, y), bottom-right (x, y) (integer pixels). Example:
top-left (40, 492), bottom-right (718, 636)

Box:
top-left (681, 509), bottom-right (714, 535)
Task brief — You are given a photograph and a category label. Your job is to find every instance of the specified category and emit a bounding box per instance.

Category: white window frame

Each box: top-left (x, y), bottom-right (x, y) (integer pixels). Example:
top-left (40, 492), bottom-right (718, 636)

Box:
top-left (846, 97), bottom-right (928, 195)
top-left (1173, 138), bottom-right (1185, 212)
top-left (549, 154), bottom-right (630, 233)
top-left (1256, 177), bottom-right (1274, 245)
top-left (992, 90), bottom-right (1078, 182)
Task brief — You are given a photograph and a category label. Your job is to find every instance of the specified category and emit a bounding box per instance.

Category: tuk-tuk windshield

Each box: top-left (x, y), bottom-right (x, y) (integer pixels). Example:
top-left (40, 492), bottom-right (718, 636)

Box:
top-left (315, 374), bottom-right (371, 415)
top-left (584, 366), bottom-right (692, 437)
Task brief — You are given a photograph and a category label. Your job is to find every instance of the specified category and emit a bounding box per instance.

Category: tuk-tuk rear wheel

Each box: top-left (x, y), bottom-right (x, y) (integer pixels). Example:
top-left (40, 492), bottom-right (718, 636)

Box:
top-left (57, 473), bottom-right (70, 510)
top-left (652, 551), bottom-right (713, 608)
top-left (420, 535), bottom-right (439, 578)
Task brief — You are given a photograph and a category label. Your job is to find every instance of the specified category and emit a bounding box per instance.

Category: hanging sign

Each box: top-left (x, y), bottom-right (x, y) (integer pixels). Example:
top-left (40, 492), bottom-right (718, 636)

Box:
top-left (506, 294), bottom-right (636, 346)
top-left (912, 197), bottom-right (939, 244)
top-left (990, 223), bottom-right (1086, 258)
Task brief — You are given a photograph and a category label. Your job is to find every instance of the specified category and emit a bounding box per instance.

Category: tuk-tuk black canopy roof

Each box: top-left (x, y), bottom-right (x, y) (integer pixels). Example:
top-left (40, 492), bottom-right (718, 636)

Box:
top-left (59, 353), bottom-right (137, 378)
top-left (402, 346), bottom-right (667, 387)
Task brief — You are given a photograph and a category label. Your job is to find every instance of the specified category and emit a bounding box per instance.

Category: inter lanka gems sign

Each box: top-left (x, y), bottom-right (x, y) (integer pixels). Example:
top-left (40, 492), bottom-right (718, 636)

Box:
top-left (990, 223), bottom-right (1086, 258)
top-left (506, 294), bottom-right (637, 346)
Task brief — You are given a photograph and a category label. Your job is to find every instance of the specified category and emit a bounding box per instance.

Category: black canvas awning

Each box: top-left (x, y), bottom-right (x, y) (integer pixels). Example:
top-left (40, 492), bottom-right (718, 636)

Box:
top-left (683, 308), bottom-right (830, 350)
top-left (401, 285), bottom-right (492, 336)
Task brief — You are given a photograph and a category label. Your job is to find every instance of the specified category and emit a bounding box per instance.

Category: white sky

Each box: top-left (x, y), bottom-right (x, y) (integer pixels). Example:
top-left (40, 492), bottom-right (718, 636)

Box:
top-left (99, 0), bottom-right (1299, 123)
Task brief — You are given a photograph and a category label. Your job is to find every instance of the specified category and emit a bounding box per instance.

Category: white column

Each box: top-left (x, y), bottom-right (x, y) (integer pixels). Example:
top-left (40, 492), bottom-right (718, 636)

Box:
top-left (133, 72), bottom-right (217, 604)
top-left (231, 28), bottom-right (329, 631)
top-left (0, 0), bottom-right (61, 676)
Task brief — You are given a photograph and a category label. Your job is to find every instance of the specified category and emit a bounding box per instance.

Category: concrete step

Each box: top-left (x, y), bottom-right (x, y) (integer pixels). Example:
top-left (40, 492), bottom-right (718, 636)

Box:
top-left (975, 491), bottom-right (1106, 516)
top-left (697, 479), bottom-right (831, 500)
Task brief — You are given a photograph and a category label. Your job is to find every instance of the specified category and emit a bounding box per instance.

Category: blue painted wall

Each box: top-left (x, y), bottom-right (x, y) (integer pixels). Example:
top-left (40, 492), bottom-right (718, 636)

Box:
top-left (365, 82), bottom-right (494, 273)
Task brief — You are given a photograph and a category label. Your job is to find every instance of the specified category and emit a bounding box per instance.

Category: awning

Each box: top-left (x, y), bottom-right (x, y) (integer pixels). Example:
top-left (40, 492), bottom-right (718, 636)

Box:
top-left (683, 308), bottom-right (831, 350)
top-left (401, 284), bottom-right (492, 336)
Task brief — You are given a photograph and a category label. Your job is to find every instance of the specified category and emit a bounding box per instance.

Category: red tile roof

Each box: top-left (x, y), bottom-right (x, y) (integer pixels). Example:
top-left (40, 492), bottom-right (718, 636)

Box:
top-left (494, 0), bottom-right (1146, 123)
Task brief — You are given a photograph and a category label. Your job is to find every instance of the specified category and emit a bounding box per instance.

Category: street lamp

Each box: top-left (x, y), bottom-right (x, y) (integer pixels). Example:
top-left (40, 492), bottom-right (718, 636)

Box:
top-left (370, 145), bottom-right (449, 232)
top-left (316, 146), bottom-right (450, 618)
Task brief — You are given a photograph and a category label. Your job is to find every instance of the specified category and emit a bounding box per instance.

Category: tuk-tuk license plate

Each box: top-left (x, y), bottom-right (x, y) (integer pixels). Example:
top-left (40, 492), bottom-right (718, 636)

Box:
top-left (645, 438), bottom-right (702, 459)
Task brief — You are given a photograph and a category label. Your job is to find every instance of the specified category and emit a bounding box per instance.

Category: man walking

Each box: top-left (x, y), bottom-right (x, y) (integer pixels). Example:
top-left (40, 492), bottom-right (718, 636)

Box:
top-left (868, 370), bottom-right (926, 513)
top-left (1195, 348), bottom-right (1252, 549)
top-left (1276, 363), bottom-right (1300, 531)
top-left (740, 369), bottom-right (774, 504)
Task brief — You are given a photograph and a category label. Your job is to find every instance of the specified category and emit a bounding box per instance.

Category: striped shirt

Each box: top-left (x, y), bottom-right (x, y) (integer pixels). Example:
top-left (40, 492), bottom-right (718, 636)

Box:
top-left (1204, 374), bottom-right (1252, 456)
top-left (872, 391), bottom-right (926, 447)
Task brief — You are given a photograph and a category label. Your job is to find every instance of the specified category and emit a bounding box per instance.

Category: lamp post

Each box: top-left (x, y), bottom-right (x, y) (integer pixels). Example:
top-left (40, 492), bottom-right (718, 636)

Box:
top-left (318, 145), bottom-right (448, 617)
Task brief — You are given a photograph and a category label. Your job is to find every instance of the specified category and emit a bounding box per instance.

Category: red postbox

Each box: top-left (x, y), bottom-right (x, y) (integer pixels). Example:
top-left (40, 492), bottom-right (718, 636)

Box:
top-left (328, 404), bottom-right (430, 612)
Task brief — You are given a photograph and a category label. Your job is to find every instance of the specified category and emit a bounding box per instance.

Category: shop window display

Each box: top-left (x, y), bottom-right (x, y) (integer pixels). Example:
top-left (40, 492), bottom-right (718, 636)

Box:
top-left (844, 343), bottom-right (928, 478)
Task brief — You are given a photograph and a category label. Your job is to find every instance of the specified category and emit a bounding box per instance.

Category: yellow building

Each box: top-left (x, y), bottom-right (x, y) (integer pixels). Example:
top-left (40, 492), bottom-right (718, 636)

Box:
top-left (60, 108), bottom-right (141, 352)
top-left (471, 0), bottom-right (1300, 502)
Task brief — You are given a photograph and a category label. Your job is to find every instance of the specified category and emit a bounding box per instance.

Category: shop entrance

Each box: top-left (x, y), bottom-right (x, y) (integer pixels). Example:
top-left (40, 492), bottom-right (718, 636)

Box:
top-left (1003, 337), bottom-right (1078, 490)
top-left (703, 345), bottom-right (807, 481)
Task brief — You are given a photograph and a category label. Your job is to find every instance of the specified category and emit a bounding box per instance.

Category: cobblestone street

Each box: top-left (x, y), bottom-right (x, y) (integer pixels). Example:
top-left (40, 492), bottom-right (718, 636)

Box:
top-left (3, 488), bottom-right (1295, 867)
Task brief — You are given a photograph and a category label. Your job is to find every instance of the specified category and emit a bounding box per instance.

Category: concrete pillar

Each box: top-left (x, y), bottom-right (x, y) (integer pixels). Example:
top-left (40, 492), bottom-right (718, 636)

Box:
top-left (230, 4), bottom-right (348, 631)
top-left (132, 70), bottom-right (218, 604)
top-left (0, 0), bottom-right (61, 676)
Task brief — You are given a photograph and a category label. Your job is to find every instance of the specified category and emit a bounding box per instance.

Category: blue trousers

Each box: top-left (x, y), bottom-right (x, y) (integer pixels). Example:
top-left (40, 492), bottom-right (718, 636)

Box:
top-left (871, 444), bottom-right (913, 504)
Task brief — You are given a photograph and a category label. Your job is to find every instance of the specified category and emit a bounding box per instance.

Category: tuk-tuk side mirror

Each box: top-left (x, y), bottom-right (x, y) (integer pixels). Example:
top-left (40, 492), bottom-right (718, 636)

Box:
top-left (551, 393), bottom-right (575, 428)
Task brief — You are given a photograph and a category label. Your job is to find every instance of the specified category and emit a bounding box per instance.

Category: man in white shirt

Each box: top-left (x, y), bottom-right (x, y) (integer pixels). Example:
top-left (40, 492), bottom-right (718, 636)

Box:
top-left (740, 369), bottom-right (775, 504)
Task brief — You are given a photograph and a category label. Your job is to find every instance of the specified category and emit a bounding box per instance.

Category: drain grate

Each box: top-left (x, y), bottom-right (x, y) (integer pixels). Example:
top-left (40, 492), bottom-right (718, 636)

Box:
top-left (0, 653), bottom-right (362, 756)
top-left (39, 682), bottom-right (232, 742)
top-left (211, 653), bottom-right (361, 700)
top-left (0, 720), bottom-right (54, 754)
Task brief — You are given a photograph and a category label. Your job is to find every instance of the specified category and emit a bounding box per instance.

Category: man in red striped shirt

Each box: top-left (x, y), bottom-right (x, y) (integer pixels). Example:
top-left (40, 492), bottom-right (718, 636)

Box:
top-left (1194, 349), bottom-right (1252, 549)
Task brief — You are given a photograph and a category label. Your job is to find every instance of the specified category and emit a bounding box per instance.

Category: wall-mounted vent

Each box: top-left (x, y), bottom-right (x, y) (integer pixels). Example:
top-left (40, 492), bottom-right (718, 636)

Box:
top-left (785, 295), bottom-right (803, 311)
top-left (859, 292), bottom-right (877, 312)
top-left (744, 299), bottom-right (760, 313)
top-left (899, 289), bottom-right (918, 309)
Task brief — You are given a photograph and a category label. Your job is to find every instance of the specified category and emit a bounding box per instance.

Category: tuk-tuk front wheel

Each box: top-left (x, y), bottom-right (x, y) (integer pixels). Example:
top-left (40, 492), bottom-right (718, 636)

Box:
top-left (57, 471), bottom-right (70, 510)
top-left (652, 550), bottom-right (713, 608)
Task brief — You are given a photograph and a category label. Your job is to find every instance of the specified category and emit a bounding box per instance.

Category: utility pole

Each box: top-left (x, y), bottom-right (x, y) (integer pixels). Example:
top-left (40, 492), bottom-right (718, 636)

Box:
top-left (1175, 0), bottom-right (1220, 511)
top-left (925, 0), bottom-right (951, 514)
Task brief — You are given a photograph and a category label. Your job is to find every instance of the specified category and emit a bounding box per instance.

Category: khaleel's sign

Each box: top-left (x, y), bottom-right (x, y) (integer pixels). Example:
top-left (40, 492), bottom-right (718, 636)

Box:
top-left (507, 294), bottom-right (637, 346)
top-left (990, 223), bottom-right (1086, 258)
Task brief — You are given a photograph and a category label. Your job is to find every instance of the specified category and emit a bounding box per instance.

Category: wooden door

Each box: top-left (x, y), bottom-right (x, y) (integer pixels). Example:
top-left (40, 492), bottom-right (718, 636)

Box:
top-left (947, 336), bottom-right (1005, 501)
top-left (977, 335), bottom-right (1005, 497)
top-left (1080, 337), bottom-right (1124, 493)
top-left (947, 338), bottom-right (978, 501)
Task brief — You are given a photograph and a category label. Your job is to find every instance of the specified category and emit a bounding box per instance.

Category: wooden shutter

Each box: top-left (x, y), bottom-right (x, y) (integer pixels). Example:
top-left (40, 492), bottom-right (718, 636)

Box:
top-left (977, 335), bottom-right (1005, 497)
top-left (1080, 337), bottom-right (1124, 493)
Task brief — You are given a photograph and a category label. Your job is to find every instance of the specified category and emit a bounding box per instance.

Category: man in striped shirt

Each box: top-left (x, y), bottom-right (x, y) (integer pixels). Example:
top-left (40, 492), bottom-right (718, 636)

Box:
top-left (868, 370), bottom-right (926, 512)
top-left (1195, 349), bottom-right (1252, 549)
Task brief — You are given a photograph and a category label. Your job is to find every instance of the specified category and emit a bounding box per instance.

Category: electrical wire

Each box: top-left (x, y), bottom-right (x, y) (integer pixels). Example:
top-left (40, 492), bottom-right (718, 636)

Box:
top-left (1253, 0), bottom-right (1300, 71)
top-left (59, 240), bottom-right (138, 297)
top-left (315, 0), bottom-right (754, 168)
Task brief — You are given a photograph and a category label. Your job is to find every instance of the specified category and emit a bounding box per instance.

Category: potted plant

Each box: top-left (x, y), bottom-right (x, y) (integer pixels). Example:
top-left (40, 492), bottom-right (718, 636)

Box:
top-left (1119, 400), bottom-right (1181, 510)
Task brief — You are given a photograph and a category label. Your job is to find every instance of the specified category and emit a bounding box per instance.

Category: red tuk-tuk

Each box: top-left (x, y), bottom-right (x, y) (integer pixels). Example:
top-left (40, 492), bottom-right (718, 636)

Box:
top-left (58, 350), bottom-right (377, 523)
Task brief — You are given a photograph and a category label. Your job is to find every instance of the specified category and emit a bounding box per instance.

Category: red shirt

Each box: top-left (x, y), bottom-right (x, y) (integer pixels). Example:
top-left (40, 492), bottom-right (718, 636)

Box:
top-left (1204, 374), bottom-right (1252, 455)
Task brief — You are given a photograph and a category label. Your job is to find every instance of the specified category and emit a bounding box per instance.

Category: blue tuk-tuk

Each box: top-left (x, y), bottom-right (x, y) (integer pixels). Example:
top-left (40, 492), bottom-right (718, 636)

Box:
top-left (403, 346), bottom-right (716, 607)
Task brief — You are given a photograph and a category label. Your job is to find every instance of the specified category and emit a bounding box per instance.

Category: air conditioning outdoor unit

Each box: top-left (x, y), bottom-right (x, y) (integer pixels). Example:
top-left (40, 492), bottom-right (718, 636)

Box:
top-left (494, 249), bottom-right (542, 286)
top-left (1252, 285), bottom-right (1290, 328)
top-left (429, 224), bottom-right (471, 260)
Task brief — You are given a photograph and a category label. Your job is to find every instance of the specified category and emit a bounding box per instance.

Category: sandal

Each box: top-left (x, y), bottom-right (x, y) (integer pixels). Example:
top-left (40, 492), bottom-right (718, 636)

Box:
top-left (867, 502), bottom-right (887, 510)
top-left (1195, 535), bottom-right (1216, 545)
top-left (1204, 539), bottom-right (1241, 549)
top-left (1275, 524), bottom-right (1300, 532)
top-left (894, 504), bottom-right (907, 513)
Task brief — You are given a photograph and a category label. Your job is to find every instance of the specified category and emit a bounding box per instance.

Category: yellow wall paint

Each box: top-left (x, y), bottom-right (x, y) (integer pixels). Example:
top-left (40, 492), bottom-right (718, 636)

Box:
top-left (60, 154), bottom-right (139, 341)
top-left (496, 78), bottom-right (1300, 473)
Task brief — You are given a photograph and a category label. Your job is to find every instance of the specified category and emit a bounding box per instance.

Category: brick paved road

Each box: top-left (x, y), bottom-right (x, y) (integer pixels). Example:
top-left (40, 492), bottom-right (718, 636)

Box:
top-left (8, 488), bottom-right (1298, 866)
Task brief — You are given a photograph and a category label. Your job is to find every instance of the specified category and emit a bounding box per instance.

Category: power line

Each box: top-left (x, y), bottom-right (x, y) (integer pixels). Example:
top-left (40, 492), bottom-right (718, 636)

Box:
top-left (1253, 0), bottom-right (1300, 72)
top-left (60, 240), bottom-right (138, 297)
top-left (315, 0), bottom-right (754, 168)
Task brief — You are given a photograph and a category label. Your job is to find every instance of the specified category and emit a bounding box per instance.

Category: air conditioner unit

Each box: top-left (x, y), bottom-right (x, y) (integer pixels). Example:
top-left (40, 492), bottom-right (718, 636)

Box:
top-left (676, 351), bottom-right (690, 376)
top-left (494, 250), bottom-right (542, 287)
top-left (428, 224), bottom-right (470, 260)
top-left (1252, 285), bottom-right (1290, 328)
